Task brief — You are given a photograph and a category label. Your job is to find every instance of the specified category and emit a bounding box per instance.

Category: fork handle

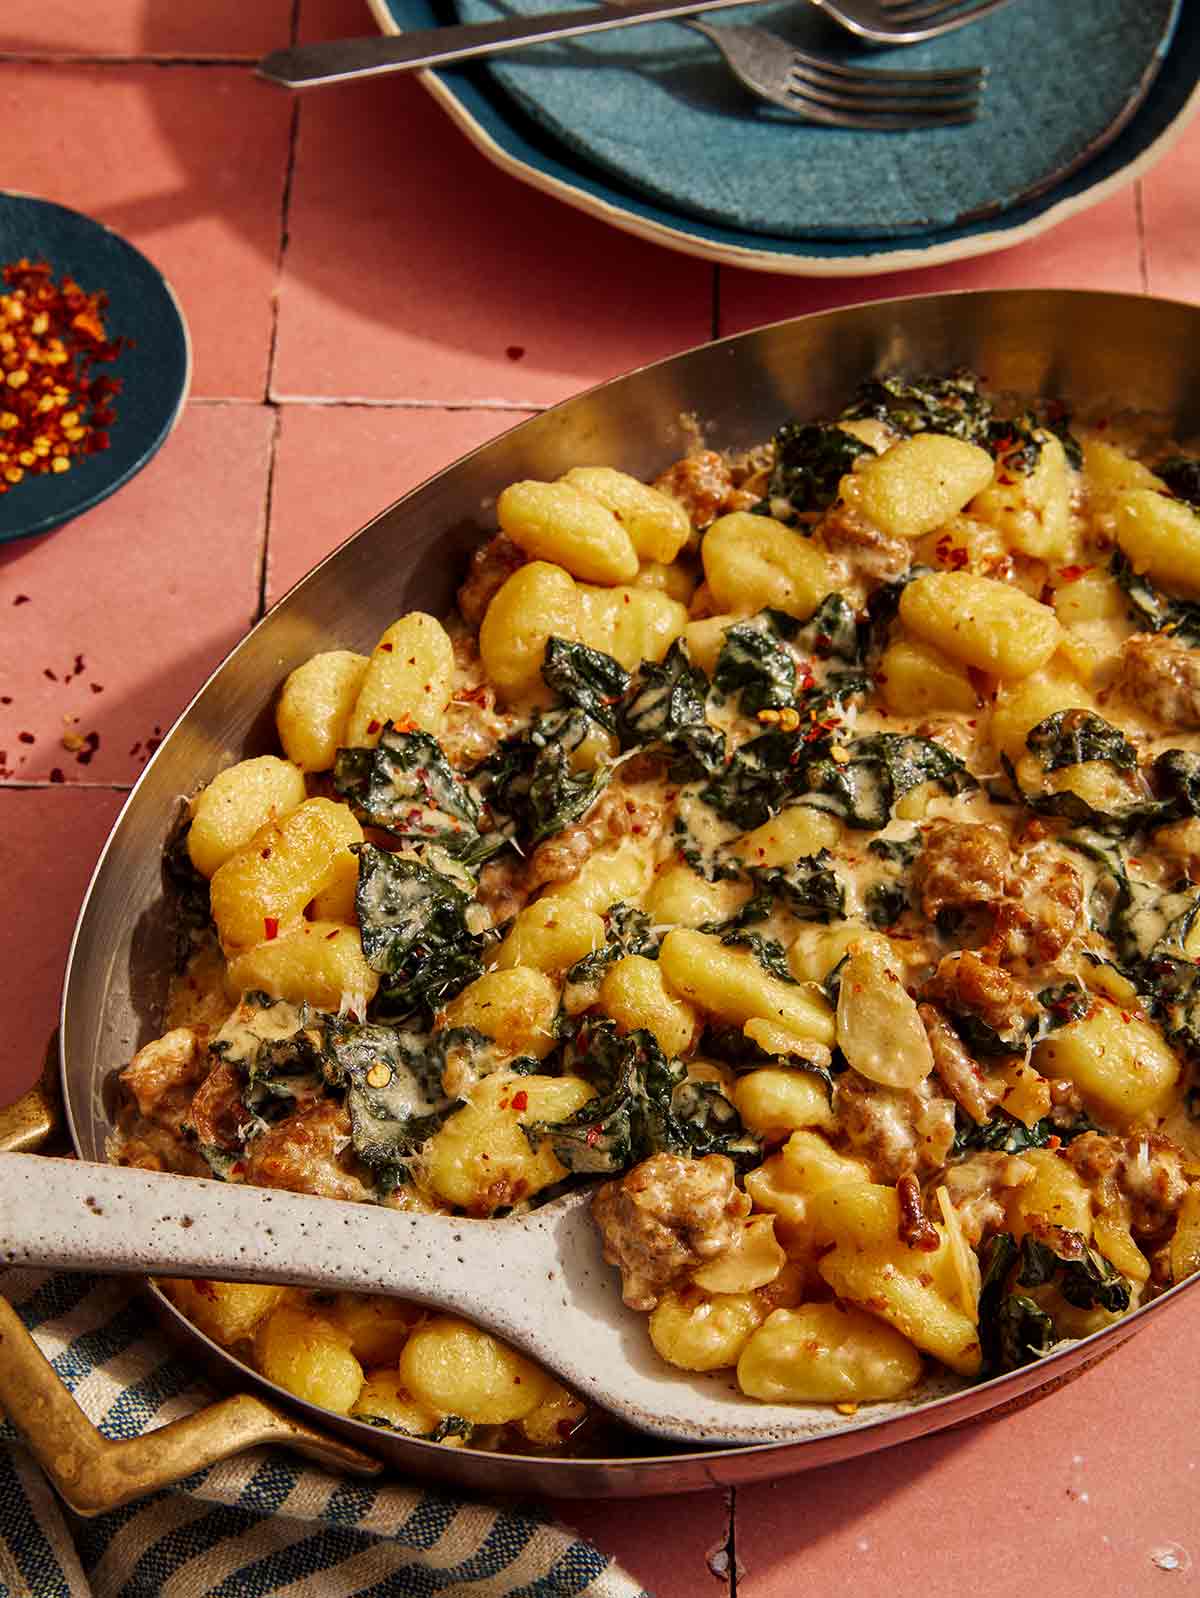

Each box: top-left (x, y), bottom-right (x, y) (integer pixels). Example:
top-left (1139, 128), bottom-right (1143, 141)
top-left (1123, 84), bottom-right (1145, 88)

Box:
top-left (259, 0), bottom-right (761, 86)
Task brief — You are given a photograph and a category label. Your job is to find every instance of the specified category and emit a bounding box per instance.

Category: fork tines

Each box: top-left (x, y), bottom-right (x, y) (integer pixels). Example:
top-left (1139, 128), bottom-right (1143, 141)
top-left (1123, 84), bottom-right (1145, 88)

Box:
top-left (790, 52), bottom-right (982, 120)
top-left (876, 0), bottom-right (1005, 21)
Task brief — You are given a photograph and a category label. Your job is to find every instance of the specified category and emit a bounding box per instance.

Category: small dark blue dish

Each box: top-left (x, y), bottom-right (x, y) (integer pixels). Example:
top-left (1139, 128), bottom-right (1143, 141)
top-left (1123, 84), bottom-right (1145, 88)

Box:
top-left (0, 193), bottom-right (191, 545)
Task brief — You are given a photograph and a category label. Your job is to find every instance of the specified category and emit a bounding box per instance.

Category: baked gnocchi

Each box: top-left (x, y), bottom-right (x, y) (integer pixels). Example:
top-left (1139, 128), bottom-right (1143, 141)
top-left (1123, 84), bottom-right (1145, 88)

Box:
top-left (117, 370), bottom-right (1200, 1446)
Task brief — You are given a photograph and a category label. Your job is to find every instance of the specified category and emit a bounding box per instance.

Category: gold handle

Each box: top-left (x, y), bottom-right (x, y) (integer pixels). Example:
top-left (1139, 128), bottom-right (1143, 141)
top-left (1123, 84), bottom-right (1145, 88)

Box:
top-left (0, 1035), bottom-right (67, 1155)
top-left (0, 1034), bottom-right (383, 1510)
top-left (0, 1294), bottom-right (381, 1514)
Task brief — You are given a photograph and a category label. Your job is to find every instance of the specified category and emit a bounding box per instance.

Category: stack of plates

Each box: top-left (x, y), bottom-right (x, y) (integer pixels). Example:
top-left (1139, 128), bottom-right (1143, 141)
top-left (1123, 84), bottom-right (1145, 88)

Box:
top-left (366, 0), bottom-right (1197, 274)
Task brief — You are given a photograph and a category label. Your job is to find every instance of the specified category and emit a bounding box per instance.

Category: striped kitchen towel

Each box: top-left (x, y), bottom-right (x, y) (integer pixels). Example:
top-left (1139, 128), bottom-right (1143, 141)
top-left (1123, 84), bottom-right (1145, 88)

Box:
top-left (0, 1269), bottom-right (649, 1598)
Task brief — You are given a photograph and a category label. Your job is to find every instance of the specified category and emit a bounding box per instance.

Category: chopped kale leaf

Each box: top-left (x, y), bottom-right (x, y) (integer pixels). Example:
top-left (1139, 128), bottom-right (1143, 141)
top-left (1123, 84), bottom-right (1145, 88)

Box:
top-left (323, 1016), bottom-right (451, 1179)
top-left (355, 844), bottom-right (489, 1021)
top-left (1158, 454), bottom-right (1200, 509)
top-left (841, 371), bottom-right (992, 445)
top-left (801, 733), bottom-right (975, 831)
top-left (541, 635), bottom-right (630, 733)
top-left (1111, 550), bottom-right (1200, 646)
top-left (1037, 982), bottom-right (1092, 1030)
top-left (526, 1018), bottom-right (759, 1175)
top-left (747, 850), bottom-right (845, 924)
top-left (978, 1228), bottom-right (1130, 1375)
top-left (765, 420), bottom-right (873, 517)
top-left (474, 707), bottom-right (610, 848)
top-left (714, 610), bottom-right (797, 716)
top-left (333, 725), bottom-right (499, 867)
top-left (952, 1105), bottom-right (1098, 1158)
top-left (794, 593), bottom-right (863, 665)
top-left (1025, 709), bottom-right (1137, 773)
top-left (615, 640), bottom-right (725, 781)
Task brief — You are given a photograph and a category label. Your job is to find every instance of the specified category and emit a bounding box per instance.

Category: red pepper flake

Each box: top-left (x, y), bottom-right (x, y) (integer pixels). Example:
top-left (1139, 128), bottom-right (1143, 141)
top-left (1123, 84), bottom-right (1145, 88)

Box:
top-left (511, 1090), bottom-right (528, 1113)
top-left (74, 729), bottom-right (100, 765)
top-left (325, 929), bottom-right (340, 941)
top-left (0, 694), bottom-right (11, 704)
top-left (12, 594), bottom-right (30, 605)
top-left (0, 260), bottom-right (130, 496)
top-left (1046, 1135), bottom-right (1062, 1151)
top-left (506, 345), bottom-right (526, 361)
top-left (89, 682), bottom-right (102, 694)
top-left (264, 917), bottom-right (279, 940)
top-left (1057, 564), bottom-right (1094, 584)
top-left (366, 718), bottom-right (381, 735)
top-left (43, 668), bottom-right (57, 681)
top-left (17, 730), bottom-right (33, 744)
top-left (585, 1124), bottom-right (601, 1146)
top-left (48, 767), bottom-right (64, 782)
top-left (72, 653), bottom-right (84, 676)
top-left (380, 642), bottom-right (393, 652)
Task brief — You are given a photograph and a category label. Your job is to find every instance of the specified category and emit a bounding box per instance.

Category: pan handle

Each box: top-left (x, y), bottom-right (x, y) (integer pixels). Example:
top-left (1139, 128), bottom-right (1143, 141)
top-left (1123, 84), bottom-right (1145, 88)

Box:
top-left (0, 1294), bottom-right (380, 1514)
top-left (0, 1035), bottom-right (68, 1155)
top-left (0, 1034), bottom-right (382, 1511)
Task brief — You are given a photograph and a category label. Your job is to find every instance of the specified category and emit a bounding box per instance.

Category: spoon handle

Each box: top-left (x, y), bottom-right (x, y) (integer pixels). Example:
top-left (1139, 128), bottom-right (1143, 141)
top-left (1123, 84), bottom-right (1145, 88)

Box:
top-left (0, 1153), bottom-right (516, 1318)
top-left (258, 0), bottom-right (759, 87)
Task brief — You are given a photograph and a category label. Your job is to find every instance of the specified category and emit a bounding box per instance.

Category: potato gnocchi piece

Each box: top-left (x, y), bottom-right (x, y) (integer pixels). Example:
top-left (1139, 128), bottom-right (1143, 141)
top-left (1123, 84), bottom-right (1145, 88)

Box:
top-left (479, 560), bottom-right (580, 704)
top-left (576, 583), bottom-right (688, 669)
top-left (276, 650), bottom-right (369, 772)
top-left (879, 636), bottom-right (977, 716)
top-left (350, 1370), bottom-right (448, 1440)
top-left (187, 756), bottom-right (307, 879)
top-left (209, 797), bottom-right (363, 954)
top-left (328, 1294), bottom-right (426, 1367)
top-left (900, 570), bottom-right (1062, 680)
top-left (649, 1288), bottom-right (766, 1372)
top-left (969, 431), bottom-right (1072, 560)
top-left (835, 942), bottom-right (933, 1091)
top-left (223, 920), bottom-right (378, 1012)
top-left (702, 511), bottom-right (832, 619)
top-left (160, 1280), bottom-right (288, 1348)
top-left (422, 1071), bottom-right (596, 1212)
top-left (498, 478), bottom-right (639, 585)
top-left (733, 1068), bottom-right (835, 1140)
top-left (1113, 488), bottom-right (1200, 599)
top-left (599, 954), bottom-right (699, 1058)
top-left (399, 1316), bottom-right (553, 1423)
top-left (345, 612), bottom-right (455, 744)
top-left (490, 899), bottom-right (607, 974)
top-left (561, 466), bottom-right (691, 565)
top-left (737, 1303), bottom-right (923, 1404)
top-left (850, 433), bottom-right (995, 540)
top-left (438, 966), bottom-right (560, 1059)
top-left (659, 929), bottom-right (835, 1045)
top-left (255, 1301), bottom-right (365, 1414)
top-left (1032, 1000), bottom-right (1180, 1123)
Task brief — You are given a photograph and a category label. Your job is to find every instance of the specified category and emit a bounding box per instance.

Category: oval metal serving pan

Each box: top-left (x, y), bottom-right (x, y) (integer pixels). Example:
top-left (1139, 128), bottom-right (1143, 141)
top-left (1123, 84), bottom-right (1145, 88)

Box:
top-left (59, 288), bottom-right (1200, 1498)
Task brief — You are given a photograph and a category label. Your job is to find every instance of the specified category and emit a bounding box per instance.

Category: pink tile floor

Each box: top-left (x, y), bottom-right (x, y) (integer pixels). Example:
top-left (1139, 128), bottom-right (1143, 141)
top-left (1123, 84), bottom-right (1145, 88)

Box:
top-left (1, 4), bottom-right (1198, 1591)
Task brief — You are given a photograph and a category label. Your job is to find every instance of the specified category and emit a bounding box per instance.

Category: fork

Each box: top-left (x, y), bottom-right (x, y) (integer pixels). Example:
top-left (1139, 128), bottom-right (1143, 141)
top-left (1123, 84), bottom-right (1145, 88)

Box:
top-left (683, 22), bottom-right (981, 126)
top-left (810, 0), bottom-right (1013, 46)
top-left (259, 0), bottom-right (992, 94)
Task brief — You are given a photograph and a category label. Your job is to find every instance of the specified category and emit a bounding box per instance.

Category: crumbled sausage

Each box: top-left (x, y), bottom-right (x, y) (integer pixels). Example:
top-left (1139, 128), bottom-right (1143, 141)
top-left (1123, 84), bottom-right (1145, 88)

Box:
top-left (241, 1100), bottom-right (371, 1202)
top-left (1119, 633), bottom-right (1200, 729)
top-left (457, 533), bottom-right (528, 628)
top-left (834, 1071), bottom-right (956, 1183)
top-left (991, 851), bottom-right (1084, 965)
top-left (187, 1062), bottom-right (246, 1151)
top-left (815, 504), bottom-right (912, 600)
top-left (653, 451), bottom-right (755, 530)
top-left (1066, 1130), bottom-right (1189, 1238)
top-left (918, 1003), bottom-right (1003, 1124)
top-left (915, 821), bottom-right (1011, 918)
top-left (525, 784), bottom-right (663, 894)
top-left (896, 1173), bottom-right (940, 1252)
top-left (475, 857), bottom-right (531, 928)
top-left (121, 1027), bottom-right (205, 1126)
top-left (591, 1152), bottom-right (751, 1311)
top-left (923, 951), bottom-right (1040, 1042)
top-left (941, 1152), bottom-right (1035, 1245)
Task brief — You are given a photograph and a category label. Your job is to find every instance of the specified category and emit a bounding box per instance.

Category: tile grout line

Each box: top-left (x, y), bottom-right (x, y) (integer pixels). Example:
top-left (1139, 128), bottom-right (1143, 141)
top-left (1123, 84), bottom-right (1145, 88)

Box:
top-left (0, 53), bottom-right (259, 67)
top-left (255, 0), bottom-right (303, 622)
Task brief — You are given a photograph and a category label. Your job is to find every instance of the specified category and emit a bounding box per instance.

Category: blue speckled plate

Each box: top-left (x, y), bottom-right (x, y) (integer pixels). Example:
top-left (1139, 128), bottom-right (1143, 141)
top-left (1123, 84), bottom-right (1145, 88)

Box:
top-left (0, 195), bottom-right (190, 544)
top-left (367, 0), bottom-right (1200, 272)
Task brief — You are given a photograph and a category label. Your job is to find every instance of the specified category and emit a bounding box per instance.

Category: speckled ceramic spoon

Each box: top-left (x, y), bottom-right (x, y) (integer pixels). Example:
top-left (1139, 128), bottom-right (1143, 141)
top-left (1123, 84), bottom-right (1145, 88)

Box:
top-left (0, 1151), bottom-right (953, 1443)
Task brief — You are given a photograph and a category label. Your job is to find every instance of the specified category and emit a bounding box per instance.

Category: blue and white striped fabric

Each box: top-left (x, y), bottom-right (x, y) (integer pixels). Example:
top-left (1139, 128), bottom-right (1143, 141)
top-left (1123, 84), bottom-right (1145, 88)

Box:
top-left (0, 1269), bottom-right (649, 1598)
